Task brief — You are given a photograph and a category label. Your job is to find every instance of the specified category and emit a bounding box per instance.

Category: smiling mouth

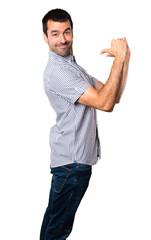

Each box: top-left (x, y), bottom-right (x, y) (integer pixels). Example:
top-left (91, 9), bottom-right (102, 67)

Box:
top-left (56, 42), bottom-right (70, 48)
top-left (58, 45), bottom-right (68, 49)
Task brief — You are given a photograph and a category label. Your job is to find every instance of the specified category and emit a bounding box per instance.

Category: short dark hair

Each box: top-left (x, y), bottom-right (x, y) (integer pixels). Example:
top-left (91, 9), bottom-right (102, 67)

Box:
top-left (42, 9), bottom-right (73, 36)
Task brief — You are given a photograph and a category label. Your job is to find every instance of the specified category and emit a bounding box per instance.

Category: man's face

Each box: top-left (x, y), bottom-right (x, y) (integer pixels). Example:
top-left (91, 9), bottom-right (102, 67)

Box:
top-left (44, 20), bottom-right (73, 57)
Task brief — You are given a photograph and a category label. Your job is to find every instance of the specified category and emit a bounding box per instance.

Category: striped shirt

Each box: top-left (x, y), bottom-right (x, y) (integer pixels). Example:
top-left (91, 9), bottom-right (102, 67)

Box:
top-left (44, 52), bottom-right (101, 167)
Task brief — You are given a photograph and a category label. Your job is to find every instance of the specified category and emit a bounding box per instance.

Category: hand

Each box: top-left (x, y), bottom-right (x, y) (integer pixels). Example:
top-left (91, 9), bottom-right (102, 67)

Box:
top-left (101, 37), bottom-right (128, 62)
top-left (102, 46), bottom-right (131, 65)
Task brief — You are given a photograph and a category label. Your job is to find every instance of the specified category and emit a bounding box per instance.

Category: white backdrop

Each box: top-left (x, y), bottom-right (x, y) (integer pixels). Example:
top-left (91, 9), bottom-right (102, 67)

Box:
top-left (0, 0), bottom-right (151, 239)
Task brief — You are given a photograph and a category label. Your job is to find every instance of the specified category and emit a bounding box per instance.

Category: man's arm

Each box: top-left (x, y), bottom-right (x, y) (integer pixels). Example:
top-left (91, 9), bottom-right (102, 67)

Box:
top-left (77, 38), bottom-right (128, 112)
top-left (116, 48), bottom-right (130, 103)
top-left (94, 47), bottom-right (130, 103)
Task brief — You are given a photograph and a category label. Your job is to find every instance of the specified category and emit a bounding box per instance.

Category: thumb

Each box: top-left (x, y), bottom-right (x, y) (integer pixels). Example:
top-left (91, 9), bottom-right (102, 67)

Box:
top-left (100, 48), bottom-right (110, 54)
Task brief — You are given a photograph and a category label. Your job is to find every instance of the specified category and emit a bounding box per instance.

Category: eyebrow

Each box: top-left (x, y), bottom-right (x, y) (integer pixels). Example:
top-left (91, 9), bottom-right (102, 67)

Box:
top-left (64, 27), bottom-right (71, 32)
top-left (51, 27), bottom-right (72, 34)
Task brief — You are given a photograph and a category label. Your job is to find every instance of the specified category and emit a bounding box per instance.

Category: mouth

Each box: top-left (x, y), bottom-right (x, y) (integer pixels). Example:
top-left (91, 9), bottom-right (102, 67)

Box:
top-left (56, 42), bottom-right (70, 49)
top-left (58, 45), bottom-right (68, 49)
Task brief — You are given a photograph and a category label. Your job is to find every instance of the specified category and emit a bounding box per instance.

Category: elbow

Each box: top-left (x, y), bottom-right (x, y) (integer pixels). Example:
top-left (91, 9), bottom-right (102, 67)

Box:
top-left (97, 93), bottom-right (116, 112)
top-left (106, 107), bottom-right (114, 112)
top-left (98, 103), bottom-right (115, 112)
top-left (103, 106), bottom-right (114, 112)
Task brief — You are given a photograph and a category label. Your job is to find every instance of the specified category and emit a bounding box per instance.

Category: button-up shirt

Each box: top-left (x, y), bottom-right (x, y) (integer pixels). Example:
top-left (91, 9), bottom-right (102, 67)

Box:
top-left (44, 52), bottom-right (101, 167)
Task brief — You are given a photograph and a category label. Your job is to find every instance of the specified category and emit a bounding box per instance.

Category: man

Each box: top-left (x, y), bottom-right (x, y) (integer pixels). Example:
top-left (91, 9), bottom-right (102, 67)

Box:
top-left (40, 8), bottom-right (130, 240)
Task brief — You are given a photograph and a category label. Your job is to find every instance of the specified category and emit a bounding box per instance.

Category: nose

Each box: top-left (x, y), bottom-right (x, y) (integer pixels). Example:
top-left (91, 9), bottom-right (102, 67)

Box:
top-left (59, 33), bottom-right (66, 43)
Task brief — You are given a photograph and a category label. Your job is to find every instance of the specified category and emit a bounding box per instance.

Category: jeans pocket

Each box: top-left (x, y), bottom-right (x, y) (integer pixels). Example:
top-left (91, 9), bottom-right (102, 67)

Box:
top-left (51, 166), bottom-right (71, 193)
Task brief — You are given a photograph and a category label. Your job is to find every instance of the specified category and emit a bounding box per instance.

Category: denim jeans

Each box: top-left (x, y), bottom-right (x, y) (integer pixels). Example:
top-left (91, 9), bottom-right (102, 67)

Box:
top-left (40, 163), bottom-right (92, 240)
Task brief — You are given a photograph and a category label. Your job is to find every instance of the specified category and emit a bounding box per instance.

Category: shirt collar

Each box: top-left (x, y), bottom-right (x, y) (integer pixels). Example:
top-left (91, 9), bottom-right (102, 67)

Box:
top-left (49, 52), bottom-right (76, 63)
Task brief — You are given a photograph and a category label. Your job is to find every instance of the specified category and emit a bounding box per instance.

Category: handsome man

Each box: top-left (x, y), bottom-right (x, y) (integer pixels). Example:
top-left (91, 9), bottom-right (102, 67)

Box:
top-left (40, 8), bottom-right (130, 240)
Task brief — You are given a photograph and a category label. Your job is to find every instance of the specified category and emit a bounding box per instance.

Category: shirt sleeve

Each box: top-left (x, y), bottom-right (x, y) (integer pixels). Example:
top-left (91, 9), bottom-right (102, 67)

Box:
top-left (90, 76), bottom-right (99, 87)
top-left (46, 66), bottom-right (91, 104)
top-left (76, 65), bottom-right (99, 87)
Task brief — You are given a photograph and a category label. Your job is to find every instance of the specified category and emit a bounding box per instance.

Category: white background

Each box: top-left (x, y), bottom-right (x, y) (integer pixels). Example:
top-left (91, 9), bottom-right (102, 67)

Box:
top-left (0, 0), bottom-right (151, 239)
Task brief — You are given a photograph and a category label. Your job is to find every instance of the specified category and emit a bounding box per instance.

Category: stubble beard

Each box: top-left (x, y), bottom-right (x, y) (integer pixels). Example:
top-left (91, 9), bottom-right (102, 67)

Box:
top-left (50, 41), bottom-right (73, 57)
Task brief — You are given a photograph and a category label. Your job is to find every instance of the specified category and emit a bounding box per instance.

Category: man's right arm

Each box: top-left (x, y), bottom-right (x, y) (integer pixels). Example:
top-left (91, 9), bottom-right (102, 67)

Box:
top-left (77, 38), bottom-right (128, 112)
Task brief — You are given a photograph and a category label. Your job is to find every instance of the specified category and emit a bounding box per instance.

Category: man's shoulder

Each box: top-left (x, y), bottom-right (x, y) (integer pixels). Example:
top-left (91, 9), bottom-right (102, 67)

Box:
top-left (44, 59), bottom-right (79, 80)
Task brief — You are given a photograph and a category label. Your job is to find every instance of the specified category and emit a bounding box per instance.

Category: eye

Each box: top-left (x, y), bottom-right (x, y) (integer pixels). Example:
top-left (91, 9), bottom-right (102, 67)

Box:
top-left (65, 31), bottom-right (71, 35)
top-left (52, 33), bottom-right (58, 37)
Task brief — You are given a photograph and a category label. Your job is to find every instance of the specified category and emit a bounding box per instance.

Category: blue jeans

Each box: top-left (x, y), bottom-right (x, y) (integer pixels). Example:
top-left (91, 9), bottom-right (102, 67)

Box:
top-left (40, 163), bottom-right (92, 240)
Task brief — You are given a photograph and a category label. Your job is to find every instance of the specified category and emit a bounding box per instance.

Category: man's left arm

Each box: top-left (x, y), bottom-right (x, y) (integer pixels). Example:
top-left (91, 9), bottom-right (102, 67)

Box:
top-left (116, 47), bottom-right (130, 103)
top-left (94, 47), bottom-right (131, 103)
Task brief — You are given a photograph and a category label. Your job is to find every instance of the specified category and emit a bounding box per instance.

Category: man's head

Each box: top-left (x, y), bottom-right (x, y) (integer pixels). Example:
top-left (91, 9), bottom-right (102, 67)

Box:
top-left (42, 9), bottom-right (73, 57)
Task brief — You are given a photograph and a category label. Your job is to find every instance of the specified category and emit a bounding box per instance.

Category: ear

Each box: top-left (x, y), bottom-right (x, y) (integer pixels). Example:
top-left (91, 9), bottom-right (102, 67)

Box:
top-left (43, 33), bottom-right (48, 44)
